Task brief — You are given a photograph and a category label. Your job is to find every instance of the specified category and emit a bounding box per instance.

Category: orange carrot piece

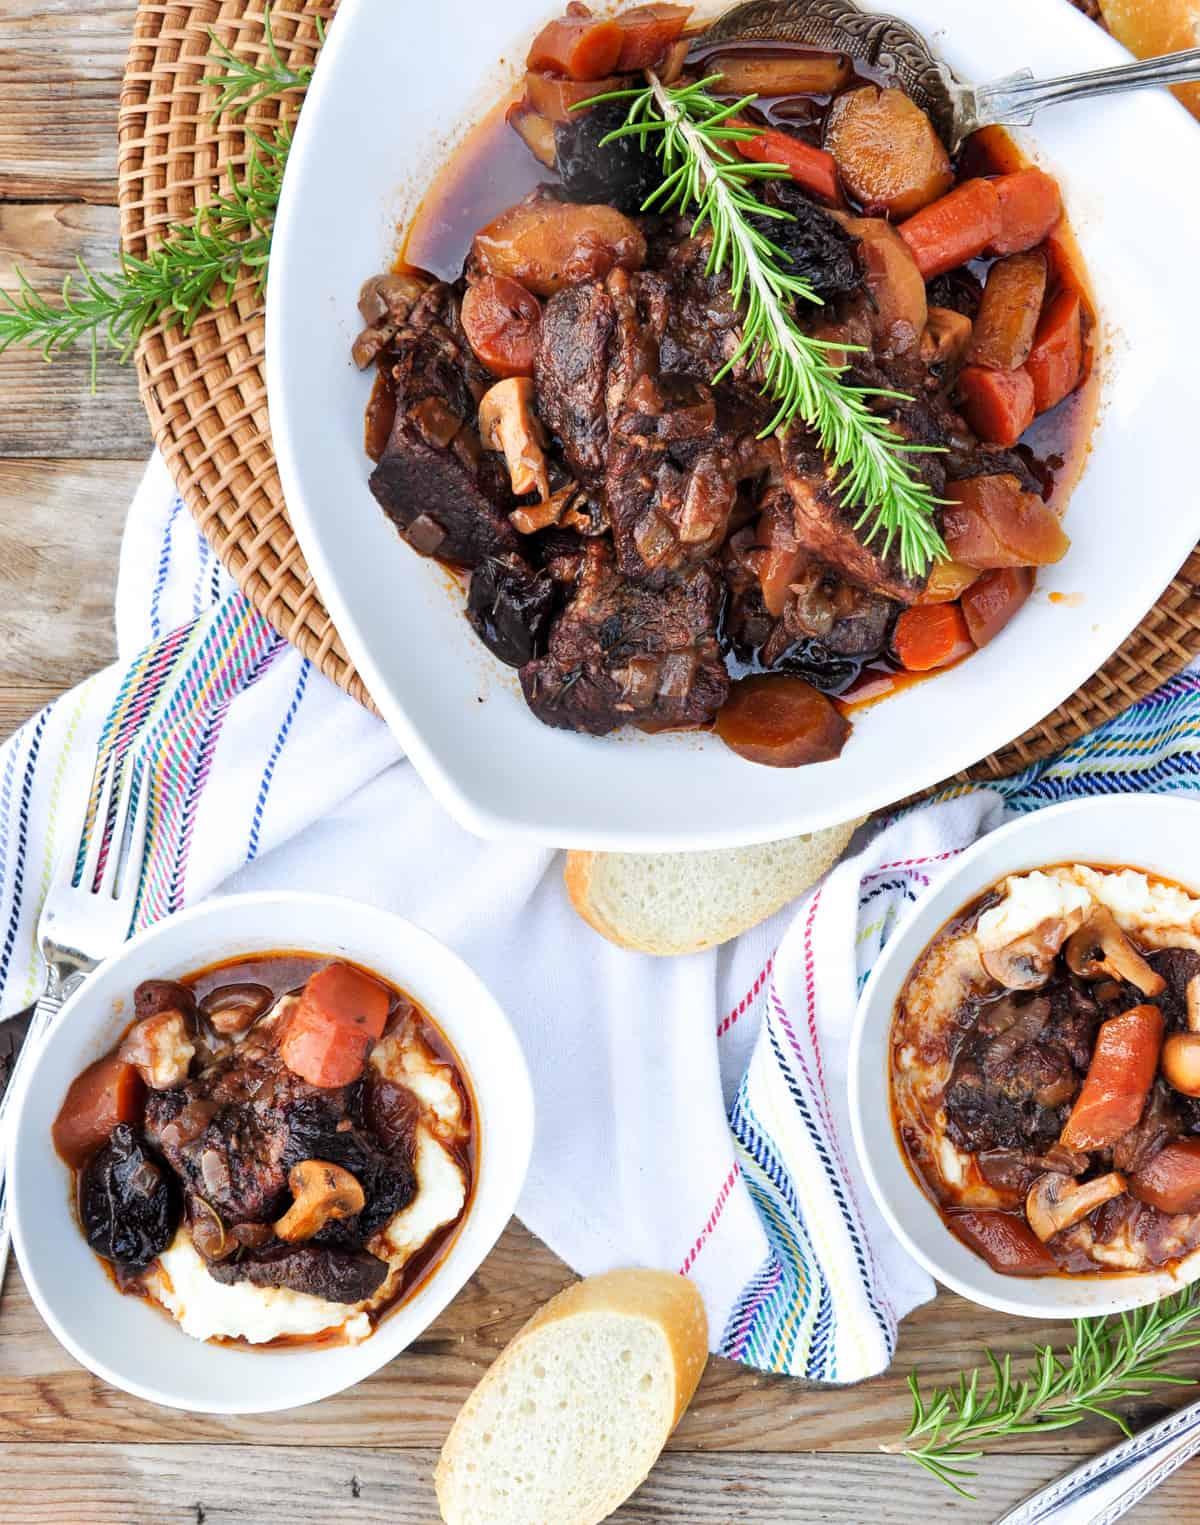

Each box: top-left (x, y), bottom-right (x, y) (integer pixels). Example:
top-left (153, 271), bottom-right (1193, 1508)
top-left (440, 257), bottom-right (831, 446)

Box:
top-left (735, 125), bottom-right (842, 204)
top-left (892, 603), bottom-right (974, 672)
top-left (1060, 1004), bottom-right (1165, 1151)
top-left (280, 962), bottom-right (391, 1089)
top-left (957, 364), bottom-right (1035, 447)
top-left (526, 16), bottom-right (623, 81)
top-left (614, 3), bottom-right (692, 71)
top-left (1026, 289), bottom-right (1083, 414)
top-left (988, 169), bottom-right (1062, 256)
top-left (968, 251), bottom-right (1047, 371)
top-left (960, 567), bottom-right (1034, 649)
top-left (897, 178), bottom-right (1002, 279)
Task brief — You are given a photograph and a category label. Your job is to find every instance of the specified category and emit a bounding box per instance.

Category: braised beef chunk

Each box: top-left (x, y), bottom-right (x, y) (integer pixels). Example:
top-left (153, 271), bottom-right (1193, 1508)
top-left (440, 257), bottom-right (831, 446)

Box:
top-left (755, 182), bottom-right (862, 305)
top-left (207, 1243), bottom-right (389, 1304)
top-left (369, 286), bottom-right (519, 568)
top-left (467, 553), bottom-right (556, 667)
top-left (144, 1048), bottom-right (414, 1238)
top-left (658, 233), bottom-right (760, 388)
top-left (1148, 948), bottom-right (1200, 1029)
top-left (554, 99), bottom-right (661, 214)
top-left (606, 373), bottom-right (736, 583)
top-left (781, 424), bottom-right (939, 603)
top-left (520, 541), bottom-right (729, 734)
top-left (535, 280), bottom-right (616, 479)
top-left (944, 987), bottom-right (1090, 1154)
top-left (79, 1124), bottom-right (178, 1270)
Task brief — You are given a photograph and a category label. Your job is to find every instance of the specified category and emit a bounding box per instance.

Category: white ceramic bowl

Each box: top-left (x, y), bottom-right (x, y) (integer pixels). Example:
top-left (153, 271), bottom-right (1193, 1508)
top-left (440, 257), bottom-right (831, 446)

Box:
top-left (849, 795), bottom-right (1200, 1319)
top-left (267, 0), bottom-right (1200, 849)
top-left (8, 892), bottom-right (534, 1412)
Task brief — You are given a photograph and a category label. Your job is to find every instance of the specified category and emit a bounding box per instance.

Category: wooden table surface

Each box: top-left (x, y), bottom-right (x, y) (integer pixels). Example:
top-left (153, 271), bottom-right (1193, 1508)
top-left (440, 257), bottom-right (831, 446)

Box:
top-left (1, 4), bottom-right (1197, 1521)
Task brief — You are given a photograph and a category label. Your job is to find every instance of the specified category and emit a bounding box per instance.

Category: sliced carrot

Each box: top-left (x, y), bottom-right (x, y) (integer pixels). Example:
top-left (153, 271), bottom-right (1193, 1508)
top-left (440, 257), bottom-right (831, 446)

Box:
top-left (968, 251), bottom-right (1047, 371)
top-left (960, 567), bottom-right (1034, 648)
top-left (988, 169), bottom-right (1062, 256)
top-left (897, 178), bottom-right (1001, 279)
top-left (526, 16), bottom-right (623, 81)
top-left (1060, 1004), bottom-right (1164, 1151)
top-left (957, 364), bottom-right (1035, 447)
top-left (948, 1211), bottom-right (1057, 1276)
top-left (734, 124), bottom-right (841, 204)
top-left (52, 1055), bottom-right (146, 1169)
top-left (1026, 289), bottom-right (1083, 414)
top-left (892, 603), bottom-right (974, 672)
top-left (613, 3), bottom-right (692, 71)
top-left (279, 962), bottom-right (391, 1089)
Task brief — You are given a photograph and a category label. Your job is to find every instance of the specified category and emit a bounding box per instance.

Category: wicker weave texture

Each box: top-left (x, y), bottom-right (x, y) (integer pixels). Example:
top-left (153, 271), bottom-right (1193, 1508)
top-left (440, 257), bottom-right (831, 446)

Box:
top-left (117, 0), bottom-right (1200, 781)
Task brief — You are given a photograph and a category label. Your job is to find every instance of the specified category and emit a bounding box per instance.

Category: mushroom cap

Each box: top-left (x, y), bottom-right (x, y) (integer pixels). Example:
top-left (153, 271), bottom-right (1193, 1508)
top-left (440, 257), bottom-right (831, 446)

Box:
top-left (979, 915), bottom-right (1075, 990)
top-left (1063, 906), bottom-right (1166, 997)
top-left (274, 1159), bottom-right (366, 1243)
top-left (1025, 1169), bottom-right (1127, 1242)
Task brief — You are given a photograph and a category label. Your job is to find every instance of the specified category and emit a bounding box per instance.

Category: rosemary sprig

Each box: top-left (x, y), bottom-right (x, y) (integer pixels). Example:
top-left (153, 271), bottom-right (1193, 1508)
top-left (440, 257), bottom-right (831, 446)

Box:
top-left (598, 74), bottom-right (946, 577)
top-left (0, 10), bottom-right (307, 385)
top-left (897, 1286), bottom-right (1200, 1497)
top-left (203, 7), bottom-right (323, 119)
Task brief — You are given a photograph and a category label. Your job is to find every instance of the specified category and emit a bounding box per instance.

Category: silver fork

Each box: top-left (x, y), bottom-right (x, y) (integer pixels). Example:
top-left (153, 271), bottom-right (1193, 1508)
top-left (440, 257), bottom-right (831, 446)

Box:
top-left (0, 754), bottom-right (150, 1293)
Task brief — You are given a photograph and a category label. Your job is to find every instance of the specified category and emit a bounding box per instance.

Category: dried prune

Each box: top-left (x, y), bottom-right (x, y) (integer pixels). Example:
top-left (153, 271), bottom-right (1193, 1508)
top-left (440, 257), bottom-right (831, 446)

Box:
top-left (553, 100), bottom-right (661, 215)
top-left (467, 553), bottom-right (556, 667)
top-left (78, 1123), bottom-right (178, 1269)
top-left (134, 978), bottom-right (197, 1027)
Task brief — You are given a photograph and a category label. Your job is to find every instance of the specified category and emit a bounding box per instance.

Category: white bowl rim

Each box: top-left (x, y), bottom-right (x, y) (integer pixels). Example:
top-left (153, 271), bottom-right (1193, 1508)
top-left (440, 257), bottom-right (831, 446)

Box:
top-left (848, 794), bottom-right (1200, 1319)
top-left (8, 889), bottom-right (534, 1412)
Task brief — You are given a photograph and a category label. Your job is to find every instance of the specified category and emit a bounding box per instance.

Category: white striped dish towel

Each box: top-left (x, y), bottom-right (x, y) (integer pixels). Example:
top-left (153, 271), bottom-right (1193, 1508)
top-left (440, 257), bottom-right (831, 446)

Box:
top-left (4, 456), bottom-right (1199, 1380)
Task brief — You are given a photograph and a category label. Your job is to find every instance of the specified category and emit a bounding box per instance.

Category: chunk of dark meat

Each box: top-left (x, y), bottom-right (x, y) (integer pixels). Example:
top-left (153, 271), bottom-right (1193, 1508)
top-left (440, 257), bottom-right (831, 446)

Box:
top-left (781, 421), bottom-right (943, 603)
top-left (144, 1048), bottom-right (414, 1241)
top-left (467, 553), bottom-right (556, 667)
top-left (207, 1243), bottom-right (388, 1305)
top-left (755, 182), bottom-right (862, 306)
top-left (520, 541), bottom-right (729, 735)
top-left (1112, 1083), bottom-right (1184, 1175)
top-left (368, 283), bottom-right (519, 568)
top-left (658, 232), bottom-right (762, 389)
top-left (606, 373), bottom-right (737, 583)
top-left (79, 1124), bottom-right (178, 1270)
top-left (535, 280), bottom-right (615, 480)
top-left (554, 99), bottom-right (662, 214)
top-left (944, 990), bottom-right (1084, 1153)
top-left (781, 571), bottom-right (895, 656)
top-left (1148, 948), bottom-right (1200, 1030)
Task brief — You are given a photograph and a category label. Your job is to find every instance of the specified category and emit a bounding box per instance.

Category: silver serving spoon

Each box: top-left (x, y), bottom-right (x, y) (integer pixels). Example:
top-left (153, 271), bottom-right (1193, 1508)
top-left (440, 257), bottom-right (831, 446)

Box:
top-left (698, 0), bottom-right (1200, 152)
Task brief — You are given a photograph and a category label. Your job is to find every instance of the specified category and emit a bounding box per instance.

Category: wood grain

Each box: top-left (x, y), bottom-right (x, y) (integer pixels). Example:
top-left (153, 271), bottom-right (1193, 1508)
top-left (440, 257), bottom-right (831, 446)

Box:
top-left (0, 0), bottom-right (136, 202)
top-left (0, 205), bottom-right (151, 458)
top-left (7, 1444), bottom-right (1195, 1525)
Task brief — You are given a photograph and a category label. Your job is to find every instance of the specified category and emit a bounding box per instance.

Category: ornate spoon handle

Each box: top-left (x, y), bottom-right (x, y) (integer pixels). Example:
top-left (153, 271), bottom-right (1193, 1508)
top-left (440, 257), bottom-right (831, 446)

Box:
top-left (957, 49), bottom-right (1200, 145)
top-left (995, 1397), bottom-right (1200, 1525)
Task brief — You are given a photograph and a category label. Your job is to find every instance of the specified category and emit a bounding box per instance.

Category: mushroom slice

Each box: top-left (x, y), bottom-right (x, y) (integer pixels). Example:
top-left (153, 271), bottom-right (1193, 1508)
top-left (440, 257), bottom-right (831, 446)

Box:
top-left (273, 1160), bottom-right (365, 1243)
top-left (478, 377), bottom-right (550, 502)
top-left (1064, 906), bottom-right (1167, 997)
top-left (979, 915), bottom-right (1078, 991)
top-left (1025, 1170), bottom-right (1127, 1243)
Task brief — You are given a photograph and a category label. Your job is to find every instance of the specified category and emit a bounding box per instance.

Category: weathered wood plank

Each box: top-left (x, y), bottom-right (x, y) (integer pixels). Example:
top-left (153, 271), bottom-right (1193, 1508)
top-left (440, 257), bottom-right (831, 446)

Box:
top-left (2, 1220), bottom-right (1194, 1455)
top-left (0, 205), bottom-right (151, 458)
top-left (0, 1444), bottom-right (1192, 1524)
top-left (0, 0), bottom-right (135, 202)
top-left (0, 459), bottom-right (135, 697)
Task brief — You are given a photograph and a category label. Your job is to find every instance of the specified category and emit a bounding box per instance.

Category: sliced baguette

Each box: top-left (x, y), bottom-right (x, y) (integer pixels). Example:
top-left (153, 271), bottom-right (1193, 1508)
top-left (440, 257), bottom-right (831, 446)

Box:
top-left (435, 1268), bottom-right (708, 1525)
top-left (564, 819), bottom-right (862, 956)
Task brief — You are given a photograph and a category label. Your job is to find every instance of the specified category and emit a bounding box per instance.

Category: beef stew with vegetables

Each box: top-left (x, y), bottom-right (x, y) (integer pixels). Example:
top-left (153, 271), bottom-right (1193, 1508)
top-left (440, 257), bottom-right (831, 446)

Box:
top-left (354, 2), bottom-right (1095, 767)
top-left (892, 865), bottom-right (1200, 1278)
top-left (53, 953), bottom-right (474, 1346)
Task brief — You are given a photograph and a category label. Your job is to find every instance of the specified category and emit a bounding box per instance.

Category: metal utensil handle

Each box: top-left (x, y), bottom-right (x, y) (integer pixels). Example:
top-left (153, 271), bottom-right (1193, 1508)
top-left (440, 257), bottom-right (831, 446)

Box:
top-left (996, 1397), bottom-right (1200, 1525)
top-left (0, 987), bottom-right (71, 1291)
top-left (978, 48), bottom-right (1200, 130)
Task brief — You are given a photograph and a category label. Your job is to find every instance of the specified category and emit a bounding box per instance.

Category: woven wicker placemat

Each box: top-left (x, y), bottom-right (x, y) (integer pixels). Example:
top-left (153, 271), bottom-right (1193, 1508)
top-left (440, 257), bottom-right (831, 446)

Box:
top-left (117, 0), bottom-right (1200, 783)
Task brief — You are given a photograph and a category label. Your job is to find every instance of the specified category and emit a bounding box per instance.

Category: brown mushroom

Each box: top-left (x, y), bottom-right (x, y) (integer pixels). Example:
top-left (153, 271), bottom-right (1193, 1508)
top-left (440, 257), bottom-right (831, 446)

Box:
top-left (1162, 974), bottom-right (1200, 1098)
top-left (1025, 1170), bottom-right (1127, 1243)
top-left (478, 377), bottom-right (550, 502)
top-left (273, 1160), bottom-right (365, 1243)
top-left (980, 916), bottom-right (1077, 990)
top-left (1063, 906), bottom-right (1167, 997)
